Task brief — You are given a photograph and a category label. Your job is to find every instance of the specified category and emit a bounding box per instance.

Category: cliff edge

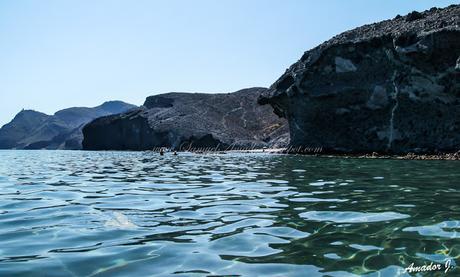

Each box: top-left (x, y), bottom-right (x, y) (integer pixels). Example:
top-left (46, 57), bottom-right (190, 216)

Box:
top-left (259, 5), bottom-right (460, 154)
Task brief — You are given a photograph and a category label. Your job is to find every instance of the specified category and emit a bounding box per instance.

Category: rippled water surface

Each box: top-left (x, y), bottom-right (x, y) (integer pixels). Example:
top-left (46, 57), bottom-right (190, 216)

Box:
top-left (0, 150), bottom-right (459, 276)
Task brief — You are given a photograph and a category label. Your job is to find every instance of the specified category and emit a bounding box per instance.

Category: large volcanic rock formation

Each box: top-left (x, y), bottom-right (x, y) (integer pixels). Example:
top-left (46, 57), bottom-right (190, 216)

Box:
top-left (259, 5), bottom-right (460, 154)
top-left (0, 101), bottom-right (136, 150)
top-left (82, 88), bottom-right (288, 150)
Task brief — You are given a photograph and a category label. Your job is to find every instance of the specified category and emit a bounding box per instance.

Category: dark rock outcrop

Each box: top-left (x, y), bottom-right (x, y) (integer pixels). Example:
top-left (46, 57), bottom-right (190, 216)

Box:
top-left (259, 5), bottom-right (460, 154)
top-left (82, 88), bottom-right (289, 151)
top-left (0, 101), bottom-right (136, 150)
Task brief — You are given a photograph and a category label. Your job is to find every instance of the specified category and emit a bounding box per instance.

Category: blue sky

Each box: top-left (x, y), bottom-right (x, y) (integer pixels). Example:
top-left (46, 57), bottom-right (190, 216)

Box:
top-left (0, 0), bottom-right (457, 126)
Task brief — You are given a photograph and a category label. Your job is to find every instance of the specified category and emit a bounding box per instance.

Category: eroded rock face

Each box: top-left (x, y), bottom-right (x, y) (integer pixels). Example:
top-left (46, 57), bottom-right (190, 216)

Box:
top-left (259, 5), bottom-right (460, 154)
top-left (82, 88), bottom-right (288, 151)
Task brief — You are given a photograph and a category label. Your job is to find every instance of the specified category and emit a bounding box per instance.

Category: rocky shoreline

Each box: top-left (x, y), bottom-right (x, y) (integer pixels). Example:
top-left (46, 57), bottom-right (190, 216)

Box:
top-left (2, 6), bottom-right (458, 156)
top-left (293, 151), bottom-right (460, 161)
top-left (83, 6), bottom-right (460, 155)
top-left (152, 147), bottom-right (460, 160)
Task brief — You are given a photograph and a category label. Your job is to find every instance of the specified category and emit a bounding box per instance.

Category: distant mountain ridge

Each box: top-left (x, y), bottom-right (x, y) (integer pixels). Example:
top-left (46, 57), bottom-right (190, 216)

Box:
top-left (0, 101), bottom-right (137, 150)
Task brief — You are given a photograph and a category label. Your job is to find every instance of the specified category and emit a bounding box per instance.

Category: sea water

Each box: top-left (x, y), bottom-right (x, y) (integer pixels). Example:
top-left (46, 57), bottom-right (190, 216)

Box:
top-left (0, 150), bottom-right (459, 276)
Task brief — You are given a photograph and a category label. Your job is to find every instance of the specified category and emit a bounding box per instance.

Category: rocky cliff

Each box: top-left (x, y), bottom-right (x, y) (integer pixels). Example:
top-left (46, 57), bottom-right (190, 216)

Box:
top-left (259, 5), bottom-right (460, 154)
top-left (0, 101), bottom-right (136, 150)
top-left (82, 88), bottom-right (289, 151)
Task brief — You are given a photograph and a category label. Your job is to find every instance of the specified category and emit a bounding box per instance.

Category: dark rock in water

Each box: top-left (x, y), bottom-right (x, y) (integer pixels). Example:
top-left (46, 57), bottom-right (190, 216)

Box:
top-left (259, 5), bottom-right (460, 154)
top-left (0, 101), bottom-right (136, 150)
top-left (82, 88), bottom-right (289, 151)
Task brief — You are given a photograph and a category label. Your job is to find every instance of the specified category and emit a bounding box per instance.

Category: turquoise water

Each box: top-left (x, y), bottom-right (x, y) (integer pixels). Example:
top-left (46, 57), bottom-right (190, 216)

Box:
top-left (0, 150), bottom-right (459, 276)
